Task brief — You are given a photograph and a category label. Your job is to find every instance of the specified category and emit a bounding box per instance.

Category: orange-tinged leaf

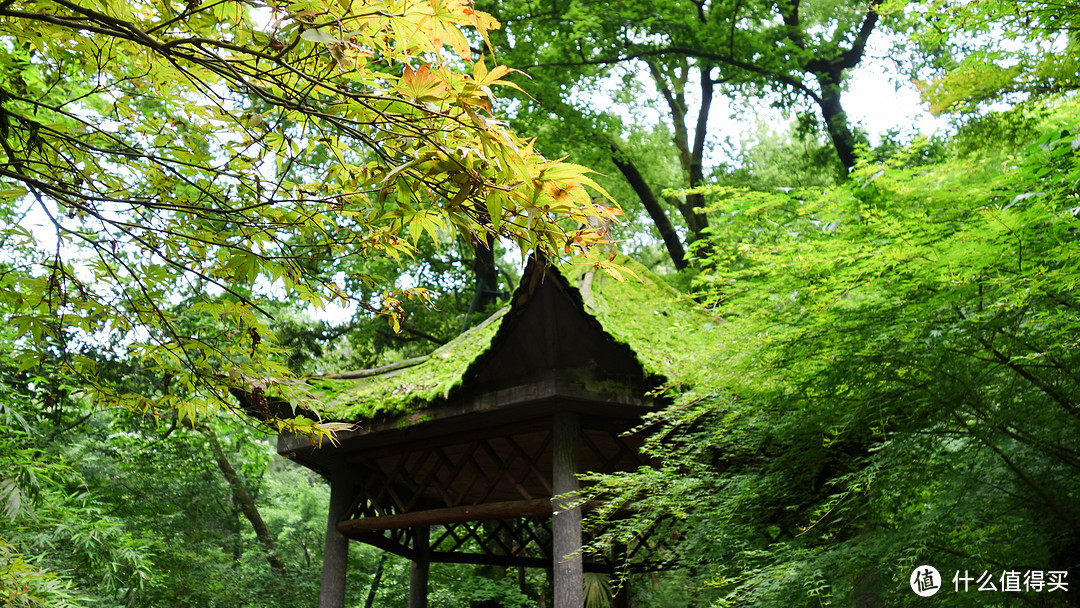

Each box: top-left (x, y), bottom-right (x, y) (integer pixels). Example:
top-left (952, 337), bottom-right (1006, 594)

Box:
top-left (473, 57), bottom-right (523, 89)
top-left (543, 180), bottom-right (587, 208)
top-left (399, 64), bottom-right (448, 100)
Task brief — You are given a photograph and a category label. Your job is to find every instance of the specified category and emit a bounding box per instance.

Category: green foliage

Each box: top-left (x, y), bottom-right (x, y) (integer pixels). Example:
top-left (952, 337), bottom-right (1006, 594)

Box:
top-left (586, 97), bottom-right (1080, 607)
top-left (0, 539), bottom-right (86, 608)
top-left (712, 119), bottom-right (844, 191)
top-left (0, 339), bottom-right (332, 606)
top-left (904, 0), bottom-right (1080, 113)
top-left (459, 574), bottom-right (534, 608)
top-left (7, 2), bottom-right (1080, 605)
top-left (583, 572), bottom-right (613, 608)
top-left (0, 375), bottom-right (157, 605)
top-left (0, 0), bottom-right (618, 437)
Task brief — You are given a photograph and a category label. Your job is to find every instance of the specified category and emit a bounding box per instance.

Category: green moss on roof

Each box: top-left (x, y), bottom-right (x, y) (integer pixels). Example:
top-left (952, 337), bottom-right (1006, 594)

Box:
top-left (565, 257), bottom-right (726, 393)
top-left (309, 307), bottom-right (507, 420)
top-left (307, 256), bottom-right (725, 422)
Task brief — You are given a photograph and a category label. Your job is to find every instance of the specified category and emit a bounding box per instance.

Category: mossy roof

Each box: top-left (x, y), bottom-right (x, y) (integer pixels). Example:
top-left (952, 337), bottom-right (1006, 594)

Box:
top-left (563, 259), bottom-right (726, 393)
top-left (306, 309), bottom-right (508, 420)
top-left (307, 256), bottom-right (723, 422)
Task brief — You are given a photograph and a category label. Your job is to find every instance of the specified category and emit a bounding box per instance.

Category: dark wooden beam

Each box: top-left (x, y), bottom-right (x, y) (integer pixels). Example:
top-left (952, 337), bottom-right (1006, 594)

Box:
top-left (277, 371), bottom-right (657, 464)
top-left (433, 552), bottom-right (551, 569)
top-left (428, 551), bottom-right (616, 573)
top-left (354, 531), bottom-right (417, 561)
top-left (338, 499), bottom-right (554, 535)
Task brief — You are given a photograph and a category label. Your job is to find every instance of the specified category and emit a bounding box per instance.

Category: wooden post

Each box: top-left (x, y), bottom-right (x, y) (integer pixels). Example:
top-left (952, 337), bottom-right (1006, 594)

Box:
top-left (408, 525), bottom-right (431, 608)
top-left (552, 411), bottom-right (583, 608)
top-left (319, 470), bottom-right (352, 608)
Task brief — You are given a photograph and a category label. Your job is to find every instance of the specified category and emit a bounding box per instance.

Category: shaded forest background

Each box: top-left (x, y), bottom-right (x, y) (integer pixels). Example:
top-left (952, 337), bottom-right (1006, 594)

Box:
top-left (3, 0), bottom-right (1080, 606)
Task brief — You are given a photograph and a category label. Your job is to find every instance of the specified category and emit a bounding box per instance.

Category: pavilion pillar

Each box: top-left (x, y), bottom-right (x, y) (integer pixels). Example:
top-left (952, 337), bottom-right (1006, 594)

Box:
top-left (319, 469), bottom-right (352, 608)
top-left (552, 411), bottom-right (583, 608)
top-left (408, 525), bottom-right (430, 608)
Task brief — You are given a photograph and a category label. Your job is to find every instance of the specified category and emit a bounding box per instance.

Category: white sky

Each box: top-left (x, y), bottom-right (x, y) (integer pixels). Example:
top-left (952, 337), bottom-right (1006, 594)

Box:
top-left (843, 44), bottom-right (953, 145)
top-left (712, 60), bottom-right (951, 160)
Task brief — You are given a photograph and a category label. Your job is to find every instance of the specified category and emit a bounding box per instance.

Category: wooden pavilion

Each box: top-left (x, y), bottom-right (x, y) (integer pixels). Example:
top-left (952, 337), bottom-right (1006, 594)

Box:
top-left (239, 257), bottom-right (704, 608)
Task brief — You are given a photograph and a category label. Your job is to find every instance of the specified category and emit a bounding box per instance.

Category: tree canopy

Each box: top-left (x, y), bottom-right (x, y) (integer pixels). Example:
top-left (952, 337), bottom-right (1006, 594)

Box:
top-left (478, 0), bottom-right (891, 269)
top-left (0, 0), bottom-right (619, 434)
top-left (583, 98), bottom-right (1080, 607)
top-left (904, 0), bottom-right (1080, 114)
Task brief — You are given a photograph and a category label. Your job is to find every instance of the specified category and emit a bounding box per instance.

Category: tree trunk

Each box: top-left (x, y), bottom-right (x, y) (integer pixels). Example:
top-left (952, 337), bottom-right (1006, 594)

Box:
top-left (815, 69), bottom-right (859, 171)
top-left (202, 427), bottom-right (288, 576)
top-left (683, 64), bottom-right (714, 251)
top-left (608, 141), bottom-right (688, 269)
top-left (647, 59), bottom-right (712, 243)
top-left (804, 1), bottom-right (882, 172)
top-left (410, 525), bottom-right (431, 608)
top-left (552, 412), bottom-right (583, 608)
top-left (320, 470), bottom-right (352, 608)
top-left (365, 554), bottom-right (388, 608)
top-left (463, 232), bottom-right (499, 331)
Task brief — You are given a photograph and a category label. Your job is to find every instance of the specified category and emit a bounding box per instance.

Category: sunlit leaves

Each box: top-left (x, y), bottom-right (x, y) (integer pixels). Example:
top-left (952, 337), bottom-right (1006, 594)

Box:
top-left (0, 539), bottom-right (85, 608)
top-left (910, 0), bottom-right (1080, 113)
top-left (586, 99), bottom-right (1080, 607)
top-left (0, 0), bottom-right (617, 432)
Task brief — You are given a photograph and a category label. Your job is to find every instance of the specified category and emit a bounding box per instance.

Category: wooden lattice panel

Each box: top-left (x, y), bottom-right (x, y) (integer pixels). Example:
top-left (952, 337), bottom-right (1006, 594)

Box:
top-left (342, 420), bottom-right (647, 516)
top-left (335, 417), bottom-right (655, 570)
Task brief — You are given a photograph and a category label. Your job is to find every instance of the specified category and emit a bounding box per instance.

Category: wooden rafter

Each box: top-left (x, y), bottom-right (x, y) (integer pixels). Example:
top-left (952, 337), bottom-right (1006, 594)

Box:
top-left (339, 499), bottom-right (553, 535)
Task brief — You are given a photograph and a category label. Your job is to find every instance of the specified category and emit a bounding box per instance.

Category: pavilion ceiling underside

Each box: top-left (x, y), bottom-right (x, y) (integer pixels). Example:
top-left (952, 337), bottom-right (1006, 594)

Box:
top-left (344, 506), bottom-right (674, 573)
top-left (333, 419), bottom-right (672, 571)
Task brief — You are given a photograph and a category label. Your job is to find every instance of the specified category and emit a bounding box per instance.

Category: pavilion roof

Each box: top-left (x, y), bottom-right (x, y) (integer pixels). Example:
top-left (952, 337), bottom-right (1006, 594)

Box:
top-left (304, 256), bottom-right (722, 423)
